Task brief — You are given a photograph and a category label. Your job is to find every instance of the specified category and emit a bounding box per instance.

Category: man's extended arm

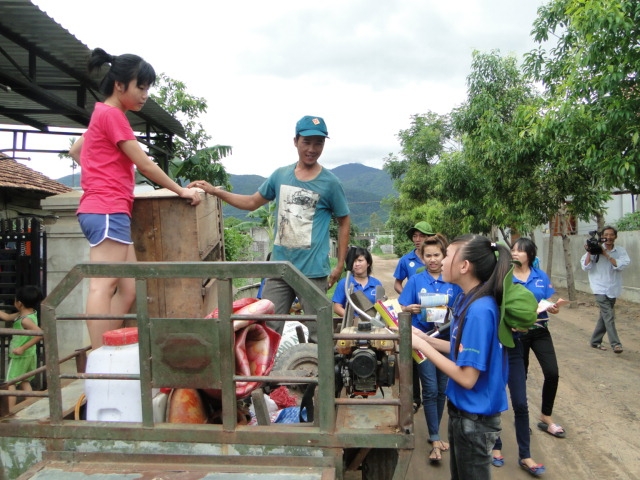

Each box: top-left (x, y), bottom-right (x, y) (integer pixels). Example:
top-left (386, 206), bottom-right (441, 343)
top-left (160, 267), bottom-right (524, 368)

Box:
top-left (329, 215), bottom-right (350, 288)
top-left (187, 180), bottom-right (268, 211)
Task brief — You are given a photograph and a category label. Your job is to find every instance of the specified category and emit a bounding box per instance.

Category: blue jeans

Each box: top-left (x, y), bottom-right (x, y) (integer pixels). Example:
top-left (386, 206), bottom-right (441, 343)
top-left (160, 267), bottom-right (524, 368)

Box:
top-left (591, 294), bottom-right (621, 348)
top-left (417, 358), bottom-right (448, 441)
top-left (262, 277), bottom-right (327, 343)
top-left (448, 402), bottom-right (501, 480)
top-left (493, 336), bottom-right (532, 460)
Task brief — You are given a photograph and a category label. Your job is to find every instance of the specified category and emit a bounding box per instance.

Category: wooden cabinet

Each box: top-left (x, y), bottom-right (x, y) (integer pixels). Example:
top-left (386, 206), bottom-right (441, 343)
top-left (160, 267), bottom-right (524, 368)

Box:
top-left (131, 189), bottom-right (224, 319)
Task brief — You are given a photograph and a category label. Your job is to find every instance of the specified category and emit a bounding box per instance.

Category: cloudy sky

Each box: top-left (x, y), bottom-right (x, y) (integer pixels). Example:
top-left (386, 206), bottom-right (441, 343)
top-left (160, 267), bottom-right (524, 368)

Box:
top-left (21, 0), bottom-right (547, 179)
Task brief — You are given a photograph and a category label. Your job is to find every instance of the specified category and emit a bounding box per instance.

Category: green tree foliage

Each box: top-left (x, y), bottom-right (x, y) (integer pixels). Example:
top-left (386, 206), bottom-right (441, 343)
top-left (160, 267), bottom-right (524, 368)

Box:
top-left (329, 216), bottom-right (359, 246)
top-left (451, 50), bottom-right (554, 235)
top-left (222, 217), bottom-right (254, 261)
top-left (384, 112), bottom-right (452, 206)
top-left (383, 112), bottom-right (457, 253)
top-left (525, 0), bottom-right (640, 192)
top-left (616, 211), bottom-right (640, 232)
top-left (429, 151), bottom-right (493, 236)
top-left (368, 212), bottom-right (385, 232)
top-left (151, 74), bottom-right (232, 188)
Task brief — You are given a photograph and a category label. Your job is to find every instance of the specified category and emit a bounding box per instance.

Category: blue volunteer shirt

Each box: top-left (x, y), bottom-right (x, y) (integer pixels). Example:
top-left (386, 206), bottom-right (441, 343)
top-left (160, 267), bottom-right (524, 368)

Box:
top-left (393, 249), bottom-right (424, 283)
top-left (398, 271), bottom-right (462, 333)
top-left (514, 267), bottom-right (555, 326)
top-left (446, 294), bottom-right (509, 416)
top-left (332, 275), bottom-right (383, 309)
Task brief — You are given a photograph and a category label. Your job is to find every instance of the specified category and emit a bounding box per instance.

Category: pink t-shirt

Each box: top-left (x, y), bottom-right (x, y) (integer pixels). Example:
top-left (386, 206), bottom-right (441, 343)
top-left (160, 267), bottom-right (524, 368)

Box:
top-left (77, 102), bottom-right (137, 216)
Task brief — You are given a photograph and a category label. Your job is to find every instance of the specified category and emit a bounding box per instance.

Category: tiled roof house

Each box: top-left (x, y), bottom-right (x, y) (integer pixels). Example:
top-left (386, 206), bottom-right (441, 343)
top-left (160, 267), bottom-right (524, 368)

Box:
top-left (0, 154), bottom-right (71, 218)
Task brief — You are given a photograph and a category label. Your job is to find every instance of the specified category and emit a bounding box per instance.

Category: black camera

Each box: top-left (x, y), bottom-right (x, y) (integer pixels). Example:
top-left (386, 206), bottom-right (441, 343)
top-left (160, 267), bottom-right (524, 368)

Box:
top-left (586, 230), bottom-right (604, 255)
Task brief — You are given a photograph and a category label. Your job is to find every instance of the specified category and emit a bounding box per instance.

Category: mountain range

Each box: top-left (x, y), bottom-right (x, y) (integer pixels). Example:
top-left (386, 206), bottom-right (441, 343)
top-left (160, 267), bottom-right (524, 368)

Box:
top-left (55, 162), bottom-right (396, 230)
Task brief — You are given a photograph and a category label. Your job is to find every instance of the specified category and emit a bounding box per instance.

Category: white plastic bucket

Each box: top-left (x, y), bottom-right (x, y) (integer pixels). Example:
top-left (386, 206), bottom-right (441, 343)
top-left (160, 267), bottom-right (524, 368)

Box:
top-left (84, 327), bottom-right (142, 422)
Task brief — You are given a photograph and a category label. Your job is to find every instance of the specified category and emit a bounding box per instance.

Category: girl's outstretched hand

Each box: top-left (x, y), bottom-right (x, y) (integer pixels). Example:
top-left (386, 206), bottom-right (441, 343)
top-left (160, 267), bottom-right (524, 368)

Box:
top-left (412, 326), bottom-right (428, 341)
top-left (180, 186), bottom-right (201, 206)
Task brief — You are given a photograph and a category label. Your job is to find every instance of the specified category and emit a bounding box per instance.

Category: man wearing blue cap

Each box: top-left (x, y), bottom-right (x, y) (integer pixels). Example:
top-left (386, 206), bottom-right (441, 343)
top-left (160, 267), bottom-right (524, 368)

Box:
top-left (189, 116), bottom-right (350, 342)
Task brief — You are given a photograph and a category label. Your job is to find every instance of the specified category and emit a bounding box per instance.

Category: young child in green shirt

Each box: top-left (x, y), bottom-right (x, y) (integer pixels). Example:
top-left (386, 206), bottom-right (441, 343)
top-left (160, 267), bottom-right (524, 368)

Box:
top-left (0, 285), bottom-right (43, 410)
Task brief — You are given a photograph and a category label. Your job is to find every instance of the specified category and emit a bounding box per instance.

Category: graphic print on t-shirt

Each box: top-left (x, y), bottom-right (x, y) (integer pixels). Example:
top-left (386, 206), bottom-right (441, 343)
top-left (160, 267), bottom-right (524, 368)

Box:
top-left (275, 185), bottom-right (319, 249)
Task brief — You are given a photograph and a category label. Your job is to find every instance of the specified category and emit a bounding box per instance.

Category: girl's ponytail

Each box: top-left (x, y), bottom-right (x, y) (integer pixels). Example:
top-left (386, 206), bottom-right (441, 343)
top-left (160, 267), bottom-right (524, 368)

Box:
top-left (87, 48), bottom-right (156, 98)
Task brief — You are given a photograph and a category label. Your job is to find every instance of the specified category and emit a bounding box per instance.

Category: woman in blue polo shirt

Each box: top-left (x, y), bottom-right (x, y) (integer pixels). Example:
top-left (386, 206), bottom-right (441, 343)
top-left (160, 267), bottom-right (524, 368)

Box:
top-left (399, 235), bottom-right (462, 463)
top-left (411, 235), bottom-right (514, 480)
top-left (512, 239), bottom-right (564, 436)
top-left (332, 247), bottom-right (382, 317)
top-left (492, 237), bottom-right (562, 476)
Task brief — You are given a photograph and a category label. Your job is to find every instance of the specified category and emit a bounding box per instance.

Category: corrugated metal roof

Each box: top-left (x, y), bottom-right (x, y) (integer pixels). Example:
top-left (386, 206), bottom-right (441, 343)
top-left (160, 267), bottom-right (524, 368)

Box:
top-left (0, 0), bottom-right (185, 139)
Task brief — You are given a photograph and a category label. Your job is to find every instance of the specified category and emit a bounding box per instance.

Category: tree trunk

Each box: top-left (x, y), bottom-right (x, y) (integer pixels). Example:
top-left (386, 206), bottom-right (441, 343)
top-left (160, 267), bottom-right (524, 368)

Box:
top-left (559, 205), bottom-right (577, 308)
top-left (596, 212), bottom-right (605, 232)
top-left (500, 226), bottom-right (513, 248)
top-left (546, 218), bottom-right (554, 279)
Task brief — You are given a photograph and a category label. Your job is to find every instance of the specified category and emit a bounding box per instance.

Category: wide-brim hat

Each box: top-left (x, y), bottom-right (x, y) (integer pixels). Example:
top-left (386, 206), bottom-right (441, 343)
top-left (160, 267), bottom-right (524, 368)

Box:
top-left (406, 221), bottom-right (435, 239)
top-left (498, 264), bottom-right (539, 348)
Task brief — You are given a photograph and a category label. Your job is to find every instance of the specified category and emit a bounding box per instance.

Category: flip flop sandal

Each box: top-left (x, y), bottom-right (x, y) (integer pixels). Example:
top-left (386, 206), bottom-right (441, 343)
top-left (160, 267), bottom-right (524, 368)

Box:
top-left (591, 344), bottom-right (607, 351)
top-left (429, 446), bottom-right (442, 463)
top-left (492, 455), bottom-right (505, 467)
top-left (519, 459), bottom-right (546, 477)
top-left (537, 421), bottom-right (566, 438)
top-left (613, 345), bottom-right (623, 354)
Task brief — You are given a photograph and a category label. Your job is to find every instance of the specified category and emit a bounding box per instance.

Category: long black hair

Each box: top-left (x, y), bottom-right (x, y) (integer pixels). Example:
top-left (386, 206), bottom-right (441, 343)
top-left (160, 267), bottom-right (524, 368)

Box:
top-left (88, 48), bottom-right (156, 97)
top-left (450, 234), bottom-right (512, 357)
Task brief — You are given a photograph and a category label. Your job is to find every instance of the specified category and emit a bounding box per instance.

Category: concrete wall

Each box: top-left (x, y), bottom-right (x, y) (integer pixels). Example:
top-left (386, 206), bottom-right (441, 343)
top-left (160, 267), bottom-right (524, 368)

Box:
top-left (537, 230), bottom-right (639, 303)
top-left (40, 190), bottom-right (90, 358)
top-left (248, 226), bottom-right (270, 261)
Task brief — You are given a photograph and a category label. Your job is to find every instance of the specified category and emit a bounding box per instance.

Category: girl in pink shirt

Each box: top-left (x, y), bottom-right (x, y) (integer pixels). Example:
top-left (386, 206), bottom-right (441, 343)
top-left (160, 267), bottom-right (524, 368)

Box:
top-left (70, 48), bottom-right (200, 349)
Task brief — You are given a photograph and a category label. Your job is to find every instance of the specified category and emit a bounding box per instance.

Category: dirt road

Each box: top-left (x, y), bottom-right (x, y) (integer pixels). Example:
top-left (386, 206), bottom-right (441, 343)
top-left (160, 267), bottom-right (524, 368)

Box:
top-left (369, 254), bottom-right (640, 480)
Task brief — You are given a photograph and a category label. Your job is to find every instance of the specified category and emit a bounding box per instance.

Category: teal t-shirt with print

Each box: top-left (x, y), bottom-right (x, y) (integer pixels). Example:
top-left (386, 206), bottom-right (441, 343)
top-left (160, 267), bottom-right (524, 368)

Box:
top-left (258, 164), bottom-right (349, 278)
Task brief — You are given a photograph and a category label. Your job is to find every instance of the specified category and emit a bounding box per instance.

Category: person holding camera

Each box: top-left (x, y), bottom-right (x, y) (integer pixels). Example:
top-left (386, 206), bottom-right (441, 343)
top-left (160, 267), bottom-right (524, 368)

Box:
top-left (580, 226), bottom-right (631, 353)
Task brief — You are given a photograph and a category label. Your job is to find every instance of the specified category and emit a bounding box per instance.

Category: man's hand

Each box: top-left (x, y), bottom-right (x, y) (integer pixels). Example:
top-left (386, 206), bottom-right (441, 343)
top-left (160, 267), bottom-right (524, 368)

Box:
top-left (187, 180), bottom-right (215, 195)
top-left (328, 265), bottom-right (343, 289)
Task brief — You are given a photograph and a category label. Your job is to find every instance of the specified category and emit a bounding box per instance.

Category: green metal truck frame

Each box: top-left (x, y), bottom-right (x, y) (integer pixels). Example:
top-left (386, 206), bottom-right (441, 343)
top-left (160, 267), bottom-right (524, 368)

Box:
top-left (0, 261), bottom-right (414, 479)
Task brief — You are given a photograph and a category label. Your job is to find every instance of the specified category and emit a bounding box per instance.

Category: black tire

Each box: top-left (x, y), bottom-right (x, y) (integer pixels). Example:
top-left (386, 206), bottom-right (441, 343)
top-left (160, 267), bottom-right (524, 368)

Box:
top-left (273, 343), bottom-right (318, 373)
top-left (362, 448), bottom-right (398, 480)
top-left (272, 343), bottom-right (319, 397)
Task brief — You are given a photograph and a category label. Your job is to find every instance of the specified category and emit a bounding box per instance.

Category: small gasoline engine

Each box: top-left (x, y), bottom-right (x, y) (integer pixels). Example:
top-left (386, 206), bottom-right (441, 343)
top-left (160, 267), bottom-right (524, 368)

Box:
top-left (334, 320), bottom-right (396, 397)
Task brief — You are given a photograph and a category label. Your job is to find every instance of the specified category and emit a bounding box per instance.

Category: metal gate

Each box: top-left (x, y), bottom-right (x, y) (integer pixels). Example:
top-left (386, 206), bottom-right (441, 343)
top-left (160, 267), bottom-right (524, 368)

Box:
top-left (0, 217), bottom-right (47, 389)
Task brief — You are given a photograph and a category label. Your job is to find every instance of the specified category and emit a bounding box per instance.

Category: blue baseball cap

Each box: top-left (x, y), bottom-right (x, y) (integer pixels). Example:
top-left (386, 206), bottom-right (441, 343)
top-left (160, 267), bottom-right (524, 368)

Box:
top-left (295, 116), bottom-right (329, 137)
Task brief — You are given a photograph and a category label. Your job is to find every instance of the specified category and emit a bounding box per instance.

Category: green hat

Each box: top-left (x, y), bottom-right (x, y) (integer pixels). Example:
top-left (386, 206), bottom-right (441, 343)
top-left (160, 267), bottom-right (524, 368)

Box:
top-left (407, 221), bottom-right (435, 239)
top-left (498, 264), bottom-right (538, 348)
top-left (295, 116), bottom-right (328, 137)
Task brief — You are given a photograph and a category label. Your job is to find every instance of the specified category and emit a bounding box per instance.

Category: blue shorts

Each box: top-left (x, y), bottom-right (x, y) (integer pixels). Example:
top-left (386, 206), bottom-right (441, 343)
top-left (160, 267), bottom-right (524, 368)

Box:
top-left (78, 213), bottom-right (133, 247)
